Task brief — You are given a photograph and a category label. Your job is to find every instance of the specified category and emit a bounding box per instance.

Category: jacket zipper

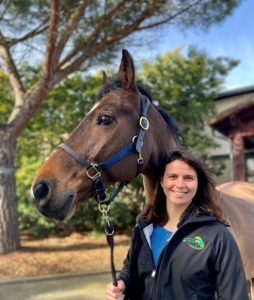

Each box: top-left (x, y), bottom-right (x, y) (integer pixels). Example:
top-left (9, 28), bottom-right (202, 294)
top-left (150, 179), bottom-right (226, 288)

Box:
top-left (139, 226), bottom-right (177, 299)
top-left (139, 227), bottom-right (157, 299)
top-left (151, 229), bottom-right (177, 299)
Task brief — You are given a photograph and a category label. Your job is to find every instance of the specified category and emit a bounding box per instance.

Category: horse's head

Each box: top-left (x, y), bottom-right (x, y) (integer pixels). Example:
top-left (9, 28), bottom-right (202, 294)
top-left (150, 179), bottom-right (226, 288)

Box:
top-left (31, 49), bottom-right (179, 221)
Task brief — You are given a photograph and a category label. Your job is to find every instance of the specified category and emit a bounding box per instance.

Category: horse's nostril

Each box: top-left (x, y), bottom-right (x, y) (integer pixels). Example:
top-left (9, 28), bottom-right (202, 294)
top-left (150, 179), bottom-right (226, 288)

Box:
top-left (33, 181), bottom-right (52, 206)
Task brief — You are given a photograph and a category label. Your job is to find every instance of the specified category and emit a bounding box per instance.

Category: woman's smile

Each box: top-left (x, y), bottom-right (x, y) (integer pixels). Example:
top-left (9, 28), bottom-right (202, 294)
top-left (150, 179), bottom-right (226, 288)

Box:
top-left (173, 191), bottom-right (187, 196)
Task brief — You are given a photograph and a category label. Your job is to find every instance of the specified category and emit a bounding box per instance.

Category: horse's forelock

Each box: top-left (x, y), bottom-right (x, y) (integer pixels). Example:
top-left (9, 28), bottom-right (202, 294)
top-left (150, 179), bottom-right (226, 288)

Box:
top-left (97, 82), bottom-right (118, 100)
top-left (97, 80), bottom-right (150, 101)
top-left (97, 78), bottom-right (125, 100)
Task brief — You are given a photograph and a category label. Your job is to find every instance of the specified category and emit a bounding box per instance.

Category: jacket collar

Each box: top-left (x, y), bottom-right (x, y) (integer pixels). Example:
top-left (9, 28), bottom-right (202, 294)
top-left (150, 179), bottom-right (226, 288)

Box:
top-left (136, 205), bottom-right (217, 230)
top-left (178, 206), bottom-right (217, 228)
top-left (136, 214), bottom-right (151, 229)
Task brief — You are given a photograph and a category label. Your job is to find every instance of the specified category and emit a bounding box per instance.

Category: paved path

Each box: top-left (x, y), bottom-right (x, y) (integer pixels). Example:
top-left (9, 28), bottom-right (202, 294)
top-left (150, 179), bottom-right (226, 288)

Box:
top-left (0, 272), bottom-right (112, 300)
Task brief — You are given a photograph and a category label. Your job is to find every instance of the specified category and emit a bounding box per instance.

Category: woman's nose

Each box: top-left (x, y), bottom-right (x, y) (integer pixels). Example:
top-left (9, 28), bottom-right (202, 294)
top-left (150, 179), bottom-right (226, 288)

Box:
top-left (176, 177), bottom-right (185, 188)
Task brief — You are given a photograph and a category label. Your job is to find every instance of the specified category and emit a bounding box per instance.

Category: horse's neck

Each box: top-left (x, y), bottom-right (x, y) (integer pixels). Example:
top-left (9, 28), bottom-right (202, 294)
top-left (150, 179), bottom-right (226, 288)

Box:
top-left (142, 174), bottom-right (158, 205)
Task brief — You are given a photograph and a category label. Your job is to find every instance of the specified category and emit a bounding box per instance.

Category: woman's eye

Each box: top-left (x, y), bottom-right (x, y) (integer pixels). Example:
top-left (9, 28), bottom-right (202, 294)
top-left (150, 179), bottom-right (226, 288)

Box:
top-left (167, 175), bottom-right (176, 180)
top-left (97, 114), bottom-right (113, 125)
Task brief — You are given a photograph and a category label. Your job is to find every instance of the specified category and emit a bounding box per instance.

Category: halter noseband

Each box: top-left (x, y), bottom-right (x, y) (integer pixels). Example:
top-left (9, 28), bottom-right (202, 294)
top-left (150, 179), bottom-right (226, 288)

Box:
top-left (58, 92), bottom-right (150, 205)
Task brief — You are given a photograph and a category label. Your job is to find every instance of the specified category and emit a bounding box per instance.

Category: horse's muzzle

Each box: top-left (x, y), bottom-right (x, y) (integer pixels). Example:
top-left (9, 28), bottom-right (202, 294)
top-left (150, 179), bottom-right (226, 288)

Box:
top-left (31, 180), bottom-right (75, 220)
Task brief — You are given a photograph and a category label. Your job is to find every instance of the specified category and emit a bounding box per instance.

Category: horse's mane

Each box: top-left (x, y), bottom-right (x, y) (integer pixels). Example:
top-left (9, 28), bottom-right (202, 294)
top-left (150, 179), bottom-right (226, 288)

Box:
top-left (97, 79), bottom-right (181, 142)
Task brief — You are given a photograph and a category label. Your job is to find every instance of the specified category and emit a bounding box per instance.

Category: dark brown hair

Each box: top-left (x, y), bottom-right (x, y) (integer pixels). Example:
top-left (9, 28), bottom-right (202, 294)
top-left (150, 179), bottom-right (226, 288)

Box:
top-left (141, 147), bottom-right (227, 226)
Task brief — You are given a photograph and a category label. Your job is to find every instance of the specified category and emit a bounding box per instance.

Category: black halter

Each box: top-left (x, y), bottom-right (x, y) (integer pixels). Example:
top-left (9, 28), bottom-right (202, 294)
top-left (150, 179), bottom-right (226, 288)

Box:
top-left (58, 92), bottom-right (150, 205)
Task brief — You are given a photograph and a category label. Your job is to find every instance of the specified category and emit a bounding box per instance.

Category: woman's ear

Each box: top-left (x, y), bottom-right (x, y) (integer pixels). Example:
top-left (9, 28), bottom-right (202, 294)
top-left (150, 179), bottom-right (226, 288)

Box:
top-left (160, 176), bottom-right (164, 189)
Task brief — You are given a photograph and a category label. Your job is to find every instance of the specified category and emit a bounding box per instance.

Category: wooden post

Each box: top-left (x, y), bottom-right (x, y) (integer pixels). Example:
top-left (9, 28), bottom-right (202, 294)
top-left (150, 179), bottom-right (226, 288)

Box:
top-left (232, 133), bottom-right (245, 181)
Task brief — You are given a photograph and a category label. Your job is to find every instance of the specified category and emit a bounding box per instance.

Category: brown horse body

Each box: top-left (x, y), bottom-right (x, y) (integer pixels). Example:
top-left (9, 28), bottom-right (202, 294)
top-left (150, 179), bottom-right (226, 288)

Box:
top-left (217, 182), bottom-right (254, 280)
top-left (31, 50), bottom-right (254, 296)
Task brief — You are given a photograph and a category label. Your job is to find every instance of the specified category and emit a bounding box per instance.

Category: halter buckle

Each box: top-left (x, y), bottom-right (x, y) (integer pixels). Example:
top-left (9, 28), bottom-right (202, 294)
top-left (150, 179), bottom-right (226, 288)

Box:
top-left (85, 164), bottom-right (101, 179)
top-left (139, 117), bottom-right (149, 130)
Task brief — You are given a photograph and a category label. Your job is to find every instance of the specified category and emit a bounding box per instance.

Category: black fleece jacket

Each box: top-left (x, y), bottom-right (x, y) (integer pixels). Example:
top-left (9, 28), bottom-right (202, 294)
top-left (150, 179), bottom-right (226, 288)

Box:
top-left (118, 209), bottom-right (248, 300)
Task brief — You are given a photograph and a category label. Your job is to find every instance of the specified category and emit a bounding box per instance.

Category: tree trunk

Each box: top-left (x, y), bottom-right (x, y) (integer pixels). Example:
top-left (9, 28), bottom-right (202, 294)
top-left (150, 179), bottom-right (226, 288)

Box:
top-left (0, 132), bottom-right (20, 254)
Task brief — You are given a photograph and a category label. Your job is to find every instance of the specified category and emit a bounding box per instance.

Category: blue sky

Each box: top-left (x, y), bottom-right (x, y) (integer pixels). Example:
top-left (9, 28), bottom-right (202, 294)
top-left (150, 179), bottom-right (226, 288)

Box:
top-left (130, 0), bottom-right (254, 91)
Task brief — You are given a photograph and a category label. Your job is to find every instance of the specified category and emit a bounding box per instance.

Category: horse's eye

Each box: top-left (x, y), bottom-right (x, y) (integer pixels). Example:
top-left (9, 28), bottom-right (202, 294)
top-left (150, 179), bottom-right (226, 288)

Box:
top-left (97, 114), bottom-right (113, 125)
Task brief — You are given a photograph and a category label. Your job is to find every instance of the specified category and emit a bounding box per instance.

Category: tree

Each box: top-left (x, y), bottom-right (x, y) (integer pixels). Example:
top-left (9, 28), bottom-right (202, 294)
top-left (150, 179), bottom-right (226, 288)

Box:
top-left (0, 0), bottom-right (242, 253)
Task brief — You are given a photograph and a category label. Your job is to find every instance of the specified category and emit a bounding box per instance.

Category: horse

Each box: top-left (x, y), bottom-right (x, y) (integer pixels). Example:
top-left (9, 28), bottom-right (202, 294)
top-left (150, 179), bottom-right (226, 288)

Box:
top-left (31, 49), bottom-right (254, 298)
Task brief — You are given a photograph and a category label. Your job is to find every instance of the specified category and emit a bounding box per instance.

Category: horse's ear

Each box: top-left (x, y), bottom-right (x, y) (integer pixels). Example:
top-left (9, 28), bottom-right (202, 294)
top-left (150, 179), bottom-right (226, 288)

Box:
top-left (102, 70), bottom-right (109, 86)
top-left (119, 49), bottom-right (136, 90)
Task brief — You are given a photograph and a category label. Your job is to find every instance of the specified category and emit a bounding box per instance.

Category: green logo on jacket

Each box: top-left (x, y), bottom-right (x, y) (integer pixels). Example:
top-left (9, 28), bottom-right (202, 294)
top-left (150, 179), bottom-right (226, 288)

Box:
top-left (183, 236), bottom-right (205, 250)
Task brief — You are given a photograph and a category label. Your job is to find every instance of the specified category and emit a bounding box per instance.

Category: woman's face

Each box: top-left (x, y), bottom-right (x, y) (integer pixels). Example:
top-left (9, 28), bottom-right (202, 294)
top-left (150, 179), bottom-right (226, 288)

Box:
top-left (160, 159), bottom-right (198, 209)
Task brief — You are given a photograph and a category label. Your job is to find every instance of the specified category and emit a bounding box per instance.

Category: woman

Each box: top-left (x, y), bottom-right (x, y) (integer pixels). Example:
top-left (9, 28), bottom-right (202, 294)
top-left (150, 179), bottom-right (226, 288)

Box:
top-left (106, 148), bottom-right (248, 300)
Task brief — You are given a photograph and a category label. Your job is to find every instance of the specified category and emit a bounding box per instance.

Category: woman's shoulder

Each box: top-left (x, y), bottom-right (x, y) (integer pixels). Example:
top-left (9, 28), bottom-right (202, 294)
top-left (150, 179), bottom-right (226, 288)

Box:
top-left (201, 217), bottom-right (237, 246)
top-left (190, 209), bottom-right (233, 238)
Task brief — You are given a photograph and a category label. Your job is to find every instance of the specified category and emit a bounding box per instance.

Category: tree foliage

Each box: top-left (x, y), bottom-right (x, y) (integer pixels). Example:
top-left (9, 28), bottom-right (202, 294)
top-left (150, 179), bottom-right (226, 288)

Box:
top-left (0, 70), bottom-right (13, 122)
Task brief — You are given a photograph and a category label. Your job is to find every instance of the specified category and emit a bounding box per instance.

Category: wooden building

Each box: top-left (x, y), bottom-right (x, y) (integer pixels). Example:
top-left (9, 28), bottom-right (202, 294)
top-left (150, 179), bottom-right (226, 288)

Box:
top-left (208, 86), bottom-right (254, 182)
